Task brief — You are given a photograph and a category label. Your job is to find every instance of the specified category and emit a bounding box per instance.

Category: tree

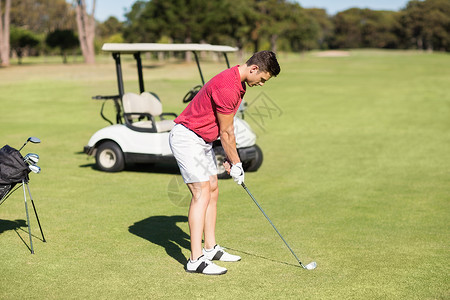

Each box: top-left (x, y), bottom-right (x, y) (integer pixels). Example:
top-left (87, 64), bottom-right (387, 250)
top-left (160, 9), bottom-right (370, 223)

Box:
top-left (123, 0), bottom-right (323, 55)
top-left (123, 1), bottom-right (156, 43)
top-left (10, 0), bottom-right (76, 34)
top-left (0, 0), bottom-right (11, 66)
top-left (332, 8), bottom-right (365, 48)
top-left (45, 29), bottom-right (79, 63)
top-left (281, 2), bottom-right (319, 51)
top-left (332, 8), bottom-right (400, 49)
top-left (97, 17), bottom-right (124, 44)
top-left (124, 0), bottom-right (216, 61)
top-left (97, 16), bottom-right (124, 40)
top-left (10, 26), bottom-right (40, 64)
top-left (125, 0), bottom-right (207, 61)
top-left (399, 0), bottom-right (450, 51)
top-left (240, 0), bottom-right (320, 53)
top-left (203, 0), bottom-right (257, 56)
top-left (359, 10), bottom-right (399, 48)
top-left (256, 0), bottom-right (291, 53)
top-left (306, 8), bottom-right (334, 49)
top-left (75, 0), bottom-right (96, 64)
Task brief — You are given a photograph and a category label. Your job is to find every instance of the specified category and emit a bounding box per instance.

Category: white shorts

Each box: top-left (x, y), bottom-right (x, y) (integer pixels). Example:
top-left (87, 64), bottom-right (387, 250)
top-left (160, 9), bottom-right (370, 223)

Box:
top-left (169, 124), bottom-right (217, 183)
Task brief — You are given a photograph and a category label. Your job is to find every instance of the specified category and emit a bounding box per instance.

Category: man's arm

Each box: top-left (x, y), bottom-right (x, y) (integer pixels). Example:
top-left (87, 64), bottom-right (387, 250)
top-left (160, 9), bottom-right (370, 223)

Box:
top-left (217, 112), bottom-right (240, 164)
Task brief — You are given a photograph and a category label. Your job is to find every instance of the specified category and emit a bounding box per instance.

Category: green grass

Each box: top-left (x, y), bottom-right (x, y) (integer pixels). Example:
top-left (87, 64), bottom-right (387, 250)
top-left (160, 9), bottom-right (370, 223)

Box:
top-left (0, 50), bottom-right (449, 299)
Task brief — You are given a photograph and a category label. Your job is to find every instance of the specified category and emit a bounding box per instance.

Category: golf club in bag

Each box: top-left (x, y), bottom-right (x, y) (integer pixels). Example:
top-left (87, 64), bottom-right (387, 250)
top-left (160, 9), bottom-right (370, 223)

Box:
top-left (0, 137), bottom-right (45, 254)
top-left (241, 182), bottom-right (317, 270)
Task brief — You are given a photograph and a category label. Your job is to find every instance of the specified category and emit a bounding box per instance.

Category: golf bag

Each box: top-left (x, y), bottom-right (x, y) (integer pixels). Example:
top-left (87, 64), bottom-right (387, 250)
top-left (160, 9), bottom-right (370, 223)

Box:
top-left (0, 145), bottom-right (30, 204)
top-left (0, 144), bottom-right (45, 253)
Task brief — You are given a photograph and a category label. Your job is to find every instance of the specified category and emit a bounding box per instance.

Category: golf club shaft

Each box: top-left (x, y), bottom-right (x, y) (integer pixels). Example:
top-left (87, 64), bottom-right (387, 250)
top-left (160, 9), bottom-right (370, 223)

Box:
top-left (18, 142), bottom-right (28, 152)
top-left (241, 182), bottom-right (305, 267)
top-left (22, 180), bottom-right (34, 254)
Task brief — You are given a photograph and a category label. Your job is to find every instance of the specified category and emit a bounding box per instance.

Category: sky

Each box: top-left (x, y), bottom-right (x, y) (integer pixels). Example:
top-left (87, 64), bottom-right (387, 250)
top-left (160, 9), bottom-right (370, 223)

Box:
top-left (296, 0), bottom-right (410, 15)
top-left (94, 0), bottom-right (411, 22)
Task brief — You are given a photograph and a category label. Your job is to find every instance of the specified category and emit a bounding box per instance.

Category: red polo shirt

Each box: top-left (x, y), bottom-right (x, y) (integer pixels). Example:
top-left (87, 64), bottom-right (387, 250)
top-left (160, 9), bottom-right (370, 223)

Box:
top-left (174, 65), bottom-right (246, 142)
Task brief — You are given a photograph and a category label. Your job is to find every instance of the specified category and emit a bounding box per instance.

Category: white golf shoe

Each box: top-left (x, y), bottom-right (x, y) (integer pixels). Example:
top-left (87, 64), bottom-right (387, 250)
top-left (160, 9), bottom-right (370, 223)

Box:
top-left (186, 255), bottom-right (227, 275)
top-left (203, 244), bottom-right (241, 262)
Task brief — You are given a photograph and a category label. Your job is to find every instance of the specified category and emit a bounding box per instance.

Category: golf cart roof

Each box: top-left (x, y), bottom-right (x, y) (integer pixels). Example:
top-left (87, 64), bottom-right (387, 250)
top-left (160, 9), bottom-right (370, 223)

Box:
top-left (102, 43), bottom-right (238, 53)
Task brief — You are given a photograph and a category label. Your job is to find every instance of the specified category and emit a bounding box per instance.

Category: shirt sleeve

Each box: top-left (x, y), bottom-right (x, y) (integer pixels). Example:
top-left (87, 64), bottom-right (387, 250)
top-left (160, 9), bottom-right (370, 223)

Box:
top-left (212, 87), bottom-right (240, 115)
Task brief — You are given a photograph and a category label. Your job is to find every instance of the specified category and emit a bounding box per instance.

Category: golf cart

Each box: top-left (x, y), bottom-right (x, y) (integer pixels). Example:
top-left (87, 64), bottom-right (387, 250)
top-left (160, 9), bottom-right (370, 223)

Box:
top-left (83, 43), bottom-right (263, 178)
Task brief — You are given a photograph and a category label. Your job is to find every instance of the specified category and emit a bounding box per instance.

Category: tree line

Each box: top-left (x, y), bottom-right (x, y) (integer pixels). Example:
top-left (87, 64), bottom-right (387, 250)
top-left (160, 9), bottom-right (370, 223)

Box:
top-left (0, 0), bottom-right (95, 65)
top-left (0, 0), bottom-right (449, 66)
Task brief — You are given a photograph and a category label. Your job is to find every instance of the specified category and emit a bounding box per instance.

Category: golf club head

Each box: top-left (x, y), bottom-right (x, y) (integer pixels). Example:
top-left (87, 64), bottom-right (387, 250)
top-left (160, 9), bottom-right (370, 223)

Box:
top-left (302, 261), bottom-right (317, 270)
top-left (28, 137), bottom-right (41, 144)
top-left (24, 153), bottom-right (31, 162)
top-left (24, 153), bottom-right (39, 165)
top-left (28, 153), bottom-right (39, 164)
top-left (19, 137), bottom-right (41, 151)
top-left (29, 165), bottom-right (41, 174)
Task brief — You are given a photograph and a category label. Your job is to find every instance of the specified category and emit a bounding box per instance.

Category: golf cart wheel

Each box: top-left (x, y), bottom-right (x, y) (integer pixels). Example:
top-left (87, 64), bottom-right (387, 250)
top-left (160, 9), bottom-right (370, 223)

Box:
top-left (95, 141), bottom-right (125, 172)
top-left (243, 144), bottom-right (263, 172)
top-left (213, 146), bottom-right (230, 179)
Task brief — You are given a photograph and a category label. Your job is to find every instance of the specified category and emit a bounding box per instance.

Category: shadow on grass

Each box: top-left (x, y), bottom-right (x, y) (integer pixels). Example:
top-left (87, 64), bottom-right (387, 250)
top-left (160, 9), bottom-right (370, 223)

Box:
top-left (76, 150), bottom-right (180, 175)
top-left (142, 64), bottom-right (163, 69)
top-left (224, 246), bottom-right (302, 269)
top-left (127, 216), bottom-right (302, 269)
top-left (129, 215), bottom-right (190, 266)
top-left (0, 219), bottom-right (27, 234)
top-left (125, 163), bottom-right (180, 175)
top-left (0, 219), bottom-right (35, 252)
top-left (79, 161), bottom-right (181, 175)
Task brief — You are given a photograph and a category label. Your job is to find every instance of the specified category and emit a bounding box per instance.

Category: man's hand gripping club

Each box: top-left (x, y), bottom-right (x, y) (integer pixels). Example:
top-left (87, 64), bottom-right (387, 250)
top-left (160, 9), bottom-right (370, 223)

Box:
top-left (224, 160), bottom-right (245, 185)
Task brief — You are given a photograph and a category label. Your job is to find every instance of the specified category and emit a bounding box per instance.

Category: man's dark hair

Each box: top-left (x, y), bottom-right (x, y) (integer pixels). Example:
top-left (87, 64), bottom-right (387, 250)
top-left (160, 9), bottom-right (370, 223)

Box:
top-left (246, 50), bottom-right (281, 77)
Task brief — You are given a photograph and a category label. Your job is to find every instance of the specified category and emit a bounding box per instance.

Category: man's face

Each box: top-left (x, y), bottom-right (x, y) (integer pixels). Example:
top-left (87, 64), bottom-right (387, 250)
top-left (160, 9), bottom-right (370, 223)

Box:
top-left (246, 65), bottom-right (272, 87)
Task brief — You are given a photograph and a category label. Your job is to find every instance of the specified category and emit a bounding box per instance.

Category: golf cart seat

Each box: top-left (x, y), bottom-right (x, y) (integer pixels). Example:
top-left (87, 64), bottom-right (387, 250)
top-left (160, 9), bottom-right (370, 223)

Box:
top-left (122, 92), bottom-right (177, 133)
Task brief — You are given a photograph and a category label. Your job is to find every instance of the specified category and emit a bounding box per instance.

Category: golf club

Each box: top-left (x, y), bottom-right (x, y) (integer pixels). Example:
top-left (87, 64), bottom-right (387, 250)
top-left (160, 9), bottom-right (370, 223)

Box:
top-left (241, 182), bottom-right (317, 270)
top-left (29, 165), bottom-right (41, 174)
top-left (24, 153), bottom-right (39, 165)
top-left (19, 137), bottom-right (41, 152)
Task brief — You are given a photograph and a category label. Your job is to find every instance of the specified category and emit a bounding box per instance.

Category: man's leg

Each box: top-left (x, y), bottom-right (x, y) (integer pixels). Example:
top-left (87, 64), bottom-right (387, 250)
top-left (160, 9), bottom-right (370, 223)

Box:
top-left (187, 181), bottom-right (211, 260)
top-left (204, 175), bottom-right (218, 250)
top-left (201, 174), bottom-right (242, 263)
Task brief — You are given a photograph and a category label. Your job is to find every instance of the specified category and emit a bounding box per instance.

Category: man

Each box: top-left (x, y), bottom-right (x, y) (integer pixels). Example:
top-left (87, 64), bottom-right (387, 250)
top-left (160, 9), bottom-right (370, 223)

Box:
top-left (169, 50), bottom-right (280, 275)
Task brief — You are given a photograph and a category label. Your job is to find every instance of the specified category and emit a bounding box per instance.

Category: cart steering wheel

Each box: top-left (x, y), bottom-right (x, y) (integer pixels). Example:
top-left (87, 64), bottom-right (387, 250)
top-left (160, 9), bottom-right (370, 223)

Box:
top-left (183, 85), bottom-right (202, 103)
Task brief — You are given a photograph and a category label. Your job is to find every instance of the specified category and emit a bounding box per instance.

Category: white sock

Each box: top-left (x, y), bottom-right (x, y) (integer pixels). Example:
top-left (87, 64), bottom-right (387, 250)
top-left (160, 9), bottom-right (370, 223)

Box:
top-left (205, 245), bottom-right (216, 252)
